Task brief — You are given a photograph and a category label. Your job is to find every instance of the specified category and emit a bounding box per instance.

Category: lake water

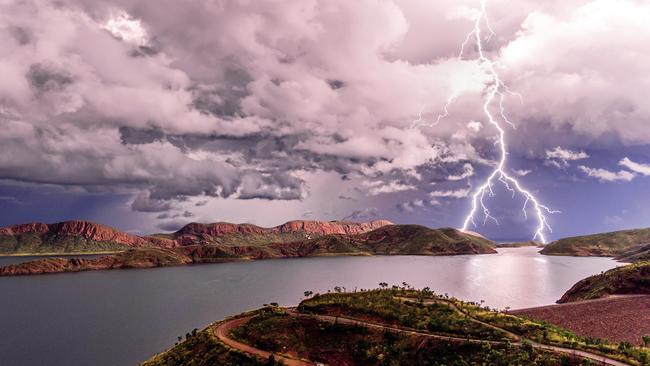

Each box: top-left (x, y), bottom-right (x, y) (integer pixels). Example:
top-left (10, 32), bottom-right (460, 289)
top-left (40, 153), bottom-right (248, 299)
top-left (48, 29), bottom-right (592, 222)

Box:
top-left (0, 248), bottom-right (620, 366)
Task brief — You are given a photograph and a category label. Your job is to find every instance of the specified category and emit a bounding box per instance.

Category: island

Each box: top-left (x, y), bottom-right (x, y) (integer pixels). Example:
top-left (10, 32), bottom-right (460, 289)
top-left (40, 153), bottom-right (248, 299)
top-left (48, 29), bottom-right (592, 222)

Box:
top-left (141, 287), bottom-right (649, 366)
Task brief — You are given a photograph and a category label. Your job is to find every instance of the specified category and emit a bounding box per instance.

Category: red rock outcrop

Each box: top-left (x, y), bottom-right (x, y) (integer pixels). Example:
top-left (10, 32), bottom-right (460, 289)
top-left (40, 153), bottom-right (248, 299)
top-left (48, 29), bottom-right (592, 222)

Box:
top-left (0, 221), bottom-right (176, 248)
top-left (0, 222), bottom-right (50, 235)
top-left (175, 219), bottom-right (393, 237)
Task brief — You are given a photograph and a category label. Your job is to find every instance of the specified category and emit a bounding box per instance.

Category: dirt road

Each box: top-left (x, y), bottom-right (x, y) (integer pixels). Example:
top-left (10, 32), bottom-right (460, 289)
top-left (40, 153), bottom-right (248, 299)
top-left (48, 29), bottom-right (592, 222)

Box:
top-left (214, 306), bottom-right (632, 366)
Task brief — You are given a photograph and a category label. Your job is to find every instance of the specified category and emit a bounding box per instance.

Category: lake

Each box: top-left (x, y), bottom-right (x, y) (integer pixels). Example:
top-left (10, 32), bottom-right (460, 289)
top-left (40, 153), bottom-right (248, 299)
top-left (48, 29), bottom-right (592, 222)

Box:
top-left (0, 247), bottom-right (620, 365)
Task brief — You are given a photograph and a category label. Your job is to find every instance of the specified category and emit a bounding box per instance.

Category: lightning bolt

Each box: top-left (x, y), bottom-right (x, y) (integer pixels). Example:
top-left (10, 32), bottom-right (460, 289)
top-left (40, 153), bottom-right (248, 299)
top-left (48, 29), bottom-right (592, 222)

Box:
top-left (416, 0), bottom-right (559, 243)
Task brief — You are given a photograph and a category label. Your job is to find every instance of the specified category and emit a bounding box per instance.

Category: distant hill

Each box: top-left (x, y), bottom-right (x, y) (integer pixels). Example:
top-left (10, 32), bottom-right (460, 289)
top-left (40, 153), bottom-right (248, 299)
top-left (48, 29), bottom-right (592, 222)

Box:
top-left (496, 241), bottom-right (543, 248)
top-left (0, 225), bottom-right (496, 276)
top-left (558, 261), bottom-right (650, 303)
top-left (540, 227), bottom-right (650, 258)
top-left (0, 219), bottom-right (392, 255)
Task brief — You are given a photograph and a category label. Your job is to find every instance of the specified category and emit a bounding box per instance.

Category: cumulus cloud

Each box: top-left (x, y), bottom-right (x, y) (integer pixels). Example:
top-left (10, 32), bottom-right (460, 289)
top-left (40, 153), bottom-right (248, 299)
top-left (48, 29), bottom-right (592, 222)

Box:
top-left (578, 165), bottom-right (635, 182)
top-left (2, 0), bottom-right (649, 225)
top-left (619, 157), bottom-right (650, 176)
top-left (545, 146), bottom-right (589, 168)
top-left (501, 0), bottom-right (650, 145)
top-left (430, 188), bottom-right (470, 198)
top-left (364, 180), bottom-right (416, 195)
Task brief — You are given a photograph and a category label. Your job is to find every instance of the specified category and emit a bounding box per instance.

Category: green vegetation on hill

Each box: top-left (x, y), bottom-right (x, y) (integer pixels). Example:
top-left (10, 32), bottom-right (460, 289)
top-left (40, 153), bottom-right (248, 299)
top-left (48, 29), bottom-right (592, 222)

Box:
top-left (142, 288), bottom-right (650, 366)
top-left (232, 310), bottom-right (570, 366)
top-left (541, 227), bottom-right (650, 257)
top-left (618, 245), bottom-right (650, 262)
top-left (559, 261), bottom-right (650, 303)
top-left (0, 232), bottom-right (129, 255)
top-left (142, 323), bottom-right (264, 366)
top-left (497, 241), bottom-right (543, 248)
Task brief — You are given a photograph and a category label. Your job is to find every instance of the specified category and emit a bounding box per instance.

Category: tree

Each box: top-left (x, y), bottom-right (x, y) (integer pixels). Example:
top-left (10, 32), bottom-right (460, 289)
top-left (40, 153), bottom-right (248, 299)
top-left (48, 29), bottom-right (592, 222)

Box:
top-left (379, 282), bottom-right (388, 289)
top-left (304, 290), bottom-right (313, 298)
top-left (643, 335), bottom-right (650, 348)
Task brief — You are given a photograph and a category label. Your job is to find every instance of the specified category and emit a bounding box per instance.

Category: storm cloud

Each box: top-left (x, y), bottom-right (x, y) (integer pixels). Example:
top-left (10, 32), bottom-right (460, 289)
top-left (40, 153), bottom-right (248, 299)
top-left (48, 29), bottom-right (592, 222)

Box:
top-left (1, 0), bottom-right (650, 233)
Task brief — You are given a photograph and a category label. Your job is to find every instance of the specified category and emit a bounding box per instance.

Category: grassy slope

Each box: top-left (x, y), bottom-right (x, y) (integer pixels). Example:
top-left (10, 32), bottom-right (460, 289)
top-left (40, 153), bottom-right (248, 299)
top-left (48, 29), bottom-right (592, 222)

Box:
top-left (141, 322), bottom-right (265, 366)
top-left (0, 233), bottom-right (130, 255)
top-left (300, 225), bottom-right (496, 256)
top-left (559, 261), bottom-right (650, 303)
top-left (541, 227), bottom-right (650, 257)
top-left (143, 289), bottom-right (650, 366)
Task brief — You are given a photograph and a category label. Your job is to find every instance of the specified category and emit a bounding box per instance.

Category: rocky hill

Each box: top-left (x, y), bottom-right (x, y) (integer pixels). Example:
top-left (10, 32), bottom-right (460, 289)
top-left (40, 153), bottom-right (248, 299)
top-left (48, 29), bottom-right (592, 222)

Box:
top-left (0, 221), bottom-right (171, 255)
top-left (0, 219), bottom-right (392, 255)
top-left (0, 225), bottom-right (496, 276)
top-left (167, 219), bottom-right (392, 247)
top-left (540, 227), bottom-right (650, 258)
top-left (558, 261), bottom-right (650, 303)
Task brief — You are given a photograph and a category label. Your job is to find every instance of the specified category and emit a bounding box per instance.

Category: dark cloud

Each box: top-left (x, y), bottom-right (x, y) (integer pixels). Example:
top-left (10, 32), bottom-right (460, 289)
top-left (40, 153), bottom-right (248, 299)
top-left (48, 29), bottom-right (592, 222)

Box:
top-left (131, 192), bottom-right (173, 212)
top-left (327, 79), bottom-right (344, 90)
top-left (26, 63), bottom-right (74, 92)
top-left (157, 219), bottom-right (189, 232)
top-left (343, 207), bottom-right (380, 221)
top-left (119, 126), bottom-right (165, 145)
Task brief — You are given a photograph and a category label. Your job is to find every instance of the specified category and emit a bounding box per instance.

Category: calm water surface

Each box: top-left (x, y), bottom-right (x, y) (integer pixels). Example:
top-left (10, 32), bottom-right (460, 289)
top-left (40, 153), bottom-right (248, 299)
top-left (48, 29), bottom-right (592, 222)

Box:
top-left (0, 247), bottom-right (620, 366)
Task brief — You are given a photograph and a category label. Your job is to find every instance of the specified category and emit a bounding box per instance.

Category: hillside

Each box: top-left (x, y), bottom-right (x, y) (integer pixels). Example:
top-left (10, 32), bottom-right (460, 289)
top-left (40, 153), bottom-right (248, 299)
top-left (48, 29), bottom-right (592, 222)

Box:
top-left (0, 226), bottom-right (495, 276)
top-left (558, 261), bottom-right (650, 303)
top-left (0, 221), bottom-right (167, 255)
top-left (497, 241), bottom-right (543, 248)
top-left (0, 219), bottom-right (391, 255)
top-left (141, 289), bottom-right (649, 366)
top-left (540, 227), bottom-right (650, 257)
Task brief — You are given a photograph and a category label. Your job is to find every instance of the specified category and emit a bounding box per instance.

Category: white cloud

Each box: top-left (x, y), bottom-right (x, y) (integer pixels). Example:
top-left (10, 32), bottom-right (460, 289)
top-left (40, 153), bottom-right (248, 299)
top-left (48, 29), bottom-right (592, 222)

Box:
top-left (102, 12), bottom-right (149, 47)
top-left (514, 169), bottom-right (532, 176)
top-left (364, 180), bottom-right (416, 195)
top-left (619, 157), bottom-right (650, 176)
top-left (430, 188), bottom-right (470, 198)
top-left (501, 0), bottom-right (650, 145)
top-left (545, 146), bottom-right (589, 168)
top-left (466, 120), bottom-right (482, 133)
top-left (578, 165), bottom-right (635, 182)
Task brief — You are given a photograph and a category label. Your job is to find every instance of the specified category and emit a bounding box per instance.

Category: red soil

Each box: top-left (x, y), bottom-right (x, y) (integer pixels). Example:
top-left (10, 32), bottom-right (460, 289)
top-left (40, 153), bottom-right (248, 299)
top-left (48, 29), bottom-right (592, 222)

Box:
top-left (511, 295), bottom-right (650, 345)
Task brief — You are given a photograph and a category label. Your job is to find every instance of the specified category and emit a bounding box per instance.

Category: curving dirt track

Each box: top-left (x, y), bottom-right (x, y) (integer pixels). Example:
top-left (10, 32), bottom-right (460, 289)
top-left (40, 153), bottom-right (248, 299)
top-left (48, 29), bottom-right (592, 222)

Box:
top-left (214, 306), bottom-right (632, 366)
top-left (214, 315), bottom-right (311, 366)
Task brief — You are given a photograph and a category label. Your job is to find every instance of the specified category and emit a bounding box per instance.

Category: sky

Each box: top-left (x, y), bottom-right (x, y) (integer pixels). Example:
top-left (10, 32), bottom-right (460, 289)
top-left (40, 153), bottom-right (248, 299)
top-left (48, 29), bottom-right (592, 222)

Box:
top-left (1, 0), bottom-right (650, 241)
